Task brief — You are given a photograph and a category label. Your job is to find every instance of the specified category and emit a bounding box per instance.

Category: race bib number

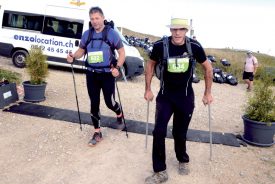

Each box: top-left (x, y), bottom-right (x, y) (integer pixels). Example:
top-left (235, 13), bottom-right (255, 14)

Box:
top-left (88, 51), bottom-right (104, 64)
top-left (167, 57), bottom-right (189, 73)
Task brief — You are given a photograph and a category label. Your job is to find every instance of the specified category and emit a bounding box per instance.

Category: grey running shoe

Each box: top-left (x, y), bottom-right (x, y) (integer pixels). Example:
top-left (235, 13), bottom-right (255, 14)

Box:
top-left (109, 118), bottom-right (125, 130)
top-left (145, 170), bottom-right (168, 184)
top-left (178, 162), bottom-right (190, 175)
top-left (88, 132), bottom-right (103, 146)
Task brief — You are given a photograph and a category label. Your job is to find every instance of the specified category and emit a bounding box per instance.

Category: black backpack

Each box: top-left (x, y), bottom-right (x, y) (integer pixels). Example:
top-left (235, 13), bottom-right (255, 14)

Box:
top-left (213, 68), bottom-right (226, 84)
top-left (225, 73), bottom-right (238, 86)
top-left (155, 36), bottom-right (194, 86)
top-left (84, 20), bottom-right (117, 67)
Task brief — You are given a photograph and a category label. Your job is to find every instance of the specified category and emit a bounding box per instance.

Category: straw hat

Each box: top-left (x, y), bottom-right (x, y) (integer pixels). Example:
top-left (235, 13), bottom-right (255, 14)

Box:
top-left (167, 18), bottom-right (190, 29)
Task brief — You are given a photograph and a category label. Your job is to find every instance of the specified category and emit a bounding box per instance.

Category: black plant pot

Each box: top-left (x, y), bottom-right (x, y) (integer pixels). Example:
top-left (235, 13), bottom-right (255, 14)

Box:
top-left (242, 115), bottom-right (275, 147)
top-left (23, 81), bottom-right (47, 102)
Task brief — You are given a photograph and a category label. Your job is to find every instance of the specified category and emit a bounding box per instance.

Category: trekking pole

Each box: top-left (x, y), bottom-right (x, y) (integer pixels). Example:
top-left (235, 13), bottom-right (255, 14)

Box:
top-left (208, 104), bottom-right (212, 161)
top-left (70, 55), bottom-right (82, 131)
top-left (145, 100), bottom-right (150, 150)
top-left (119, 67), bottom-right (128, 83)
top-left (115, 79), bottom-right (128, 138)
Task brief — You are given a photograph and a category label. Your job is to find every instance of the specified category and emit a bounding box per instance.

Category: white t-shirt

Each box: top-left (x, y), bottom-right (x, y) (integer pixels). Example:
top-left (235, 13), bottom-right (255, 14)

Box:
top-left (245, 56), bottom-right (258, 72)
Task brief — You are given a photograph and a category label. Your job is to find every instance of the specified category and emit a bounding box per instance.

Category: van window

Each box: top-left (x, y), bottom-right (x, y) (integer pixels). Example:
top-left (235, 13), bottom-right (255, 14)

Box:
top-left (2, 10), bottom-right (43, 31)
top-left (43, 16), bottom-right (83, 39)
top-left (2, 10), bottom-right (83, 39)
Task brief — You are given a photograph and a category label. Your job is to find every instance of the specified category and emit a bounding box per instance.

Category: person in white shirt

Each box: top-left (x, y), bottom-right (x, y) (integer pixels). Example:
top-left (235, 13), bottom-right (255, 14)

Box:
top-left (243, 51), bottom-right (258, 91)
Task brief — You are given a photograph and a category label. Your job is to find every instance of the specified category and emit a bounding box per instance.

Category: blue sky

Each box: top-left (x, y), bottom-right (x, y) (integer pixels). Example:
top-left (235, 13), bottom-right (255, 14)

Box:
top-left (94, 0), bottom-right (275, 56)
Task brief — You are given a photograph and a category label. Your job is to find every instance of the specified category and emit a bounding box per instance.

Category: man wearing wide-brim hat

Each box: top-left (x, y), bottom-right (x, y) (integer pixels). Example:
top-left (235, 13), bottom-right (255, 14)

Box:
top-left (144, 17), bottom-right (213, 184)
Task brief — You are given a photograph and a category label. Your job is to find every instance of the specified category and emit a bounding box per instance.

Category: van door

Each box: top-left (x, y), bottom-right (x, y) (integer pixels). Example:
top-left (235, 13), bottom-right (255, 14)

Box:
top-left (42, 5), bottom-right (86, 66)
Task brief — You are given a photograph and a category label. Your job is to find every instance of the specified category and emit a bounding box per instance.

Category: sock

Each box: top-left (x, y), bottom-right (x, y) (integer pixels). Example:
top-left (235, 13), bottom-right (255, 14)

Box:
top-left (117, 116), bottom-right (123, 124)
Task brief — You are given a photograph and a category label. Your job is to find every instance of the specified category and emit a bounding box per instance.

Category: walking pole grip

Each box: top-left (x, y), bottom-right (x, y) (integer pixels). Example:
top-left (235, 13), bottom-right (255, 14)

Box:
top-left (119, 67), bottom-right (127, 83)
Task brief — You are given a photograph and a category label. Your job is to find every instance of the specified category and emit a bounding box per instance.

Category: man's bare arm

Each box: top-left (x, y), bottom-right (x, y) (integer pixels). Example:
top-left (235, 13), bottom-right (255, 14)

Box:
top-left (145, 60), bottom-right (156, 91)
top-left (73, 48), bottom-right (85, 59)
top-left (201, 60), bottom-right (213, 105)
top-left (116, 47), bottom-right (126, 67)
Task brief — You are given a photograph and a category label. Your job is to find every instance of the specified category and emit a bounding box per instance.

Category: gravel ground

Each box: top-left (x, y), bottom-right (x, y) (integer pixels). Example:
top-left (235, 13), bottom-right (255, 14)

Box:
top-left (0, 56), bottom-right (274, 184)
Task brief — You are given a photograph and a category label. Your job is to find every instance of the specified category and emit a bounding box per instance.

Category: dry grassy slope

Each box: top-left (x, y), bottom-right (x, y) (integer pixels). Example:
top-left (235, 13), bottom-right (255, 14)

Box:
top-left (118, 27), bottom-right (161, 42)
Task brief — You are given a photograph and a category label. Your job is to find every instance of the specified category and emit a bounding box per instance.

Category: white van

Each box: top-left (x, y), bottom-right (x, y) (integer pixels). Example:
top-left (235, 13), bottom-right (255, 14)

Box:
top-left (0, 0), bottom-right (144, 78)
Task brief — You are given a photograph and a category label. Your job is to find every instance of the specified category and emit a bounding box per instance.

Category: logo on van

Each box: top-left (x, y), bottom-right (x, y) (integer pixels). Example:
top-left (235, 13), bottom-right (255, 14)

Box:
top-left (70, 0), bottom-right (86, 6)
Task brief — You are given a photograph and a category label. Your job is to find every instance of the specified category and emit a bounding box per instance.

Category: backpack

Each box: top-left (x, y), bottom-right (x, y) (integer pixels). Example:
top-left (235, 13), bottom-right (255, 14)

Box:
top-left (84, 20), bottom-right (117, 68)
top-left (155, 36), bottom-right (194, 86)
top-left (220, 58), bottom-right (231, 66)
top-left (225, 73), bottom-right (238, 86)
top-left (213, 68), bottom-right (226, 84)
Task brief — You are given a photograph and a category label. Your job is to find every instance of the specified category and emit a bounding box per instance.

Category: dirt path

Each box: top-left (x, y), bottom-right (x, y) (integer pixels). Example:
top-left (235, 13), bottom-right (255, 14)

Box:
top-left (0, 56), bottom-right (274, 184)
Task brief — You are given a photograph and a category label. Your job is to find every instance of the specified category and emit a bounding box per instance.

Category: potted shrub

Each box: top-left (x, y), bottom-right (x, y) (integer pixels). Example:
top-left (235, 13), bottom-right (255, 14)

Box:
top-left (242, 73), bottom-right (275, 147)
top-left (23, 47), bottom-right (48, 102)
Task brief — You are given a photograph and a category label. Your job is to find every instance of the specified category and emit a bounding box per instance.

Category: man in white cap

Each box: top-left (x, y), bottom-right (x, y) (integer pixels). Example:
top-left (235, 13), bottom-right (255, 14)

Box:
top-left (243, 51), bottom-right (258, 91)
top-left (144, 17), bottom-right (213, 183)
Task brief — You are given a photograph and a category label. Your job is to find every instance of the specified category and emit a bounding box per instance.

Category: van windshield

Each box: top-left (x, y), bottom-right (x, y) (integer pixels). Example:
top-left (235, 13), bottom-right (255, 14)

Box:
top-left (114, 27), bottom-right (129, 45)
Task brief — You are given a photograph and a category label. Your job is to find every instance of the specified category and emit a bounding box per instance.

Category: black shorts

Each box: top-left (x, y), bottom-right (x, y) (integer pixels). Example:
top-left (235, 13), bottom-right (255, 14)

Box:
top-left (243, 71), bottom-right (254, 81)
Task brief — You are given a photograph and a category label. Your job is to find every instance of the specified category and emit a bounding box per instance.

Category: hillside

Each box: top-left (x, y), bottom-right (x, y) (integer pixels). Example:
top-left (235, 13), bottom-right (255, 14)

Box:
top-left (118, 27), bottom-right (160, 42)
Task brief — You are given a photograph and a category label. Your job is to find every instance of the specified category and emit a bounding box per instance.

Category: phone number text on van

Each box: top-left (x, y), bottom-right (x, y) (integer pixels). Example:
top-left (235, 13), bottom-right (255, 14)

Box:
top-left (13, 34), bottom-right (74, 54)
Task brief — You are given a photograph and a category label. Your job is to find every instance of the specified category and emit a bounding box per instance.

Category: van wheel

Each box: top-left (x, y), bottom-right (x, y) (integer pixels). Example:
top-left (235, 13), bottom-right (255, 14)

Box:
top-left (12, 50), bottom-right (28, 68)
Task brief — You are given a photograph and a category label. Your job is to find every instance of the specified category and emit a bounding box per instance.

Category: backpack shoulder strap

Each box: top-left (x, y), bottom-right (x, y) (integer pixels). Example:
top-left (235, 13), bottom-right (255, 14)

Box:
top-left (86, 28), bottom-right (94, 46)
top-left (159, 36), bottom-right (169, 90)
top-left (84, 26), bottom-right (115, 54)
top-left (185, 36), bottom-right (193, 60)
top-left (102, 25), bottom-right (115, 53)
top-left (84, 28), bottom-right (94, 54)
top-left (162, 36), bottom-right (169, 63)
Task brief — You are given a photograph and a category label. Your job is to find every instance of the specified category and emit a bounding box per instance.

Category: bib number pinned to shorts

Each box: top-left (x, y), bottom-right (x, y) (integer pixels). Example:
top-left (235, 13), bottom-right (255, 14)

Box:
top-left (88, 51), bottom-right (104, 64)
top-left (167, 57), bottom-right (189, 73)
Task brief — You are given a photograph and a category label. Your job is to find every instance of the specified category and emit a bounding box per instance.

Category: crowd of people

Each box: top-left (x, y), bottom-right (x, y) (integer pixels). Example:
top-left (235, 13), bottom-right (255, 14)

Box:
top-left (124, 35), bottom-right (154, 54)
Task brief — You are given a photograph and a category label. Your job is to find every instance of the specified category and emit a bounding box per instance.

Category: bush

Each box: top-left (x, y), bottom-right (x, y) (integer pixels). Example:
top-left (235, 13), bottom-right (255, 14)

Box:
top-left (0, 68), bottom-right (22, 84)
top-left (245, 73), bottom-right (275, 123)
top-left (25, 47), bottom-right (48, 85)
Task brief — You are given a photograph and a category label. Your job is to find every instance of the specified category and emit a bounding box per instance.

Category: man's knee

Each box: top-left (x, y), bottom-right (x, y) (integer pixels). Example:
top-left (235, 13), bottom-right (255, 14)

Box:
top-left (153, 127), bottom-right (167, 139)
top-left (172, 131), bottom-right (187, 140)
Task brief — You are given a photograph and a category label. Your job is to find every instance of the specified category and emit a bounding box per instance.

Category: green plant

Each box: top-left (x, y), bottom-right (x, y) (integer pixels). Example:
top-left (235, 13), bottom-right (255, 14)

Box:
top-left (0, 68), bottom-right (22, 84)
top-left (137, 47), bottom-right (149, 63)
top-left (25, 47), bottom-right (48, 85)
top-left (245, 73), bottom-right (275, 124)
